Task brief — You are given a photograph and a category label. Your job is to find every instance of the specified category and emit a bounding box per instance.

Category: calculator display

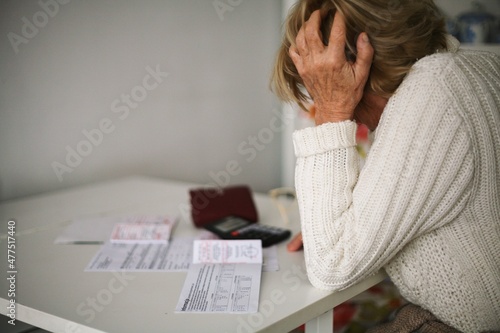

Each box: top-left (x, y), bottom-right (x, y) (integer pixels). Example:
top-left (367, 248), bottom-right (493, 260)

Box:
top-left (212, 217), bottom-right (249, 233)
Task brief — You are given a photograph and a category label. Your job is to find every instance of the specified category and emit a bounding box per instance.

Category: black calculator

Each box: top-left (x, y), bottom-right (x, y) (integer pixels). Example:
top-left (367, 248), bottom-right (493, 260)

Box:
top-left (204, 216), bottom-right (291, 247)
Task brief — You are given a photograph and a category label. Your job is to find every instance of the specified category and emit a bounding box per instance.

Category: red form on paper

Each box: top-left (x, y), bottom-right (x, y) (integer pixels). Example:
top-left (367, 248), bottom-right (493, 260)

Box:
top-left (110, 222), bottom-right (172, 244)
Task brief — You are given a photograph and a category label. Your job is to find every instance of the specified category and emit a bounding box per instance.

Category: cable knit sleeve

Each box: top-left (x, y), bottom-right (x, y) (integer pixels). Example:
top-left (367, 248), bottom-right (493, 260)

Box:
top-left (293, 61), bottom-right (475, 291)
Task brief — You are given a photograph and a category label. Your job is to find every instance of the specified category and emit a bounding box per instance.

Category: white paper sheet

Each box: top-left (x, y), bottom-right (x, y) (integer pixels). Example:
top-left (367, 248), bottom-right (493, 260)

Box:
top-left (262, 246), bottom-right (279, 272)
top-left (175, 240), bottom-right (262, 313)
top-left (85, 237), bottom-right (193, 272)
top-left (55, 215), bottom-right (176, 244)
top-left (198, 231), bottom-right (279, 271)
top-left (192, 239), bottom-right (262, 264)
top-left (85, 236), bottom-right (279, 273)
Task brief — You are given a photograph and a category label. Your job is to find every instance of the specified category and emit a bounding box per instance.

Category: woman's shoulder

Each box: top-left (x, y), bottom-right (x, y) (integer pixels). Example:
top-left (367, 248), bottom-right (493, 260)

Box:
top-left (388, 53), bottom-right (455, 105)
top-left (409, 48), bottom-right (500, 81)
top-left (390, 48), bottom-right (499, 106)
top-left (379, 53), bottom-right (467, 130)
top-left (380, 47), bottom-right (500, 137)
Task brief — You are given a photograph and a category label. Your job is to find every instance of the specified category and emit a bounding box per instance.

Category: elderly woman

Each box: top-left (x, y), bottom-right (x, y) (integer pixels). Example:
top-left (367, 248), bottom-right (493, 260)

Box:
top-left (271, 0), bottom-right (500, 332)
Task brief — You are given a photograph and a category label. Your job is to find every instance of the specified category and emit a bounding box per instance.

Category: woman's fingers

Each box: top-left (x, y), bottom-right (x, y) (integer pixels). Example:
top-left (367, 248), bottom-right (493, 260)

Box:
top-left (287, 232), bottom-right (303, 252)
top-left (327, 11), bottom-right (347, 64)
top-left (353, 32), bottom-right (374, 85)
top-left (289, 45), bottom-right (302, 70)
top-left (302, 10), bottom-right (325, 53)
top-left (288, 9), bottom-right (373, 124)
top-left (293, 10), bottom-right (324, 67)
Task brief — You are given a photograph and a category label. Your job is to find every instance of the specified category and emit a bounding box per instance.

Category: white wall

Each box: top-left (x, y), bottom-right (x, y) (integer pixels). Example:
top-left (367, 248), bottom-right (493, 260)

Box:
top-left (0, 0), bottom-right (283, 201)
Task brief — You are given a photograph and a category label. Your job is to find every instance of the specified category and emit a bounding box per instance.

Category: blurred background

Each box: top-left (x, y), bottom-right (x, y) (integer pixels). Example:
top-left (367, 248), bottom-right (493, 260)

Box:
top-left (0, 0), bottom-right (282, 201)
top-left (436, 0), bottom-right (500, 45)
top-left (1, 0), bottom-right (500, 202)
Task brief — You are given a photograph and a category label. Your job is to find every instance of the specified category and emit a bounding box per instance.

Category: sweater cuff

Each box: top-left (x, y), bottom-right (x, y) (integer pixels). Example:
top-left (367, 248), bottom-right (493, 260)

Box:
top-left (293, 121), bottom-right (358, 157)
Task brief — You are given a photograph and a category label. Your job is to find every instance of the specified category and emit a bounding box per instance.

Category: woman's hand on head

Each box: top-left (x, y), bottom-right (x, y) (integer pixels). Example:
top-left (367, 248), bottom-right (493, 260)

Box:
top-left (289, 10), bottom-right (374, 125)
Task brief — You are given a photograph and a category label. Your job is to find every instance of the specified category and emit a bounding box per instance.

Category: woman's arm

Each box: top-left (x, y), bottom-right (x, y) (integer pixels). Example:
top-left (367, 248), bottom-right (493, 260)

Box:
top-left (294, 69), bottom-right (474, 291)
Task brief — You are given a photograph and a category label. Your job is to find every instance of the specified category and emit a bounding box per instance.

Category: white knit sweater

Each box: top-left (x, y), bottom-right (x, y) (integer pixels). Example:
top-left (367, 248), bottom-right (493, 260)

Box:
top-left (293, 41), bottom-right (500, 332)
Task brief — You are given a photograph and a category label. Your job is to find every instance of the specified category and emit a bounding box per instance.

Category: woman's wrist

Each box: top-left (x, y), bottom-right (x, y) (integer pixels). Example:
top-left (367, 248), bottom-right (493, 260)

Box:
top-left (315, 115), bottom-right (353, 126)
top-left (313, 103), bottom-right (355, 126)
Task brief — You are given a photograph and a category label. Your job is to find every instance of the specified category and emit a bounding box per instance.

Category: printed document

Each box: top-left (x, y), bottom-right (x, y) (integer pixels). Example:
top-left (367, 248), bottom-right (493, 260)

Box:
top-left (175, 239), bottom-right (262, 313)
top-left (85, 237), bottom-right (193, 272)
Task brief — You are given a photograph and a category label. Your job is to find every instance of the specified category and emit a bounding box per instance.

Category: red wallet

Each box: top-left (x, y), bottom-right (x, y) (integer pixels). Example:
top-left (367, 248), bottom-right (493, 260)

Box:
top-left (189, 185), bottom-right (259, 228)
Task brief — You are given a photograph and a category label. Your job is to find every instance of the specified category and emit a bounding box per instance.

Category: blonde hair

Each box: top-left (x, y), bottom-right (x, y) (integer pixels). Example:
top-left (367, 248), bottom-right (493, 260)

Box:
top-left (271, 0), bottom-right (448, 111)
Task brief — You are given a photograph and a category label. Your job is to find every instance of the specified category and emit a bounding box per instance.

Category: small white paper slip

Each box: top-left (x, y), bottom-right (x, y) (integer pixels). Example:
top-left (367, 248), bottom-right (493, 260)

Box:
top-left (192, 239), bottom-right (262, 264)
top-left (55, 215), bottom-right (177, 244)
top-left (175, 240), bottom-right (263, 314)
top-left (197, 231), bottom-right (280, 272)
top-left (110, 223), bottom-right (171, 244)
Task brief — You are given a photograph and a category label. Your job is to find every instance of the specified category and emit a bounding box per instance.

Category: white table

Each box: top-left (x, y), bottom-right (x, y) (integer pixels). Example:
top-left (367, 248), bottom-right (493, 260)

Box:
top-left (0, 176), bottom-right (385, 333)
